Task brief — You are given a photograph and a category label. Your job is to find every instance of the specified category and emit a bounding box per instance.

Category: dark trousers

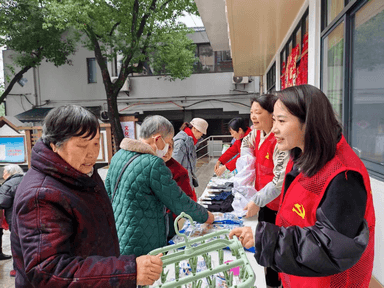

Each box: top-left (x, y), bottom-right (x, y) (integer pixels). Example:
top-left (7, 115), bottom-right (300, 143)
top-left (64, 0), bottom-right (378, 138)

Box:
top-left (258, 206), bottom-right (281, 287)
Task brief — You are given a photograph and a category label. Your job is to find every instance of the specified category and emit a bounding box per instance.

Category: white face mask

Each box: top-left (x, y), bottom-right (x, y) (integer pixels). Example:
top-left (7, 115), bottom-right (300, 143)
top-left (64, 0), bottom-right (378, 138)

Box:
top-left (154, 136), bottom-right (169, 158)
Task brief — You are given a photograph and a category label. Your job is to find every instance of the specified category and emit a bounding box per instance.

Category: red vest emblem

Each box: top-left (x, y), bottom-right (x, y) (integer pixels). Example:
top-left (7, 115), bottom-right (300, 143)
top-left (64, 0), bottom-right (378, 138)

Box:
top-left (254, 130), bottom-right (280, 211)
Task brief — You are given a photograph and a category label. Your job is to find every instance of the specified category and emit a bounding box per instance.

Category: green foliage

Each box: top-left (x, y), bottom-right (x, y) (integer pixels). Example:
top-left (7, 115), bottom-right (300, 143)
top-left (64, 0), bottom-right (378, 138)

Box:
top-left (150, 29), bottom-right (197, 79)
top-left (42, 0), bottom-right (199, 79)
top-left (2, 0), bottom-right (200, 144)
top-left (0, 0), bottom-right (78, 70)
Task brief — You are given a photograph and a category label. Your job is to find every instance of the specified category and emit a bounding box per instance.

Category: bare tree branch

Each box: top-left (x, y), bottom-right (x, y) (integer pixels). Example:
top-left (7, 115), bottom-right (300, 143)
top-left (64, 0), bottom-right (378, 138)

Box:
top-left (136, 0), bottom-right (157, 39)
top-left (0, 65), bottom-right (32, 104)
top-left (160, 0), bottom-right (173, 11)
top-left (109, 22), bottom-right (121, 37)
top-left (131, 0), bottom-right (139, 38)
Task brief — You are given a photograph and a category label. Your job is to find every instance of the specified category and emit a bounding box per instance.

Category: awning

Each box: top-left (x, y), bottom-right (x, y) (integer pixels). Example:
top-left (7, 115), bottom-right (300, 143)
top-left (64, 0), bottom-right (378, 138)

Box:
top-left (196, 0), bottom-right (306, 76)
top-left (15, 106), bottom-right (101, 123)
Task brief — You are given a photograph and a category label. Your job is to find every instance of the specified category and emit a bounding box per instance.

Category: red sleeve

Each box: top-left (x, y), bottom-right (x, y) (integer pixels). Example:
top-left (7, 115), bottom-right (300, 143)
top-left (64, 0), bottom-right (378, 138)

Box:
top-left (166, 159), bottom-right (197, 202)
top-left (224, 154), bottom-right (240, 171)
top-left (218, 140), bottom-right (241, 171)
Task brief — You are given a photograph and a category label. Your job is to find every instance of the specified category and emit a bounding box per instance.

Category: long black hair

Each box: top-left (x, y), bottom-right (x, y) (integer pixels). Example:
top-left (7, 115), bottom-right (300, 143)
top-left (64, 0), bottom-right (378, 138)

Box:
top-left (228, 117), bottom-right (249, 133)
top-left (276, 84), bottom-right (342, 177)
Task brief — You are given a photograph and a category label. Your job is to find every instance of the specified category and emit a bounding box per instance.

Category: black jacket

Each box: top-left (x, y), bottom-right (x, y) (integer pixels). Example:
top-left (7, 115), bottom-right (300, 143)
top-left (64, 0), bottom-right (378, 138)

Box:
top-left (0, 173), bottom-right (23, 230)
top-left (254, 167), bottom-right (369, 277)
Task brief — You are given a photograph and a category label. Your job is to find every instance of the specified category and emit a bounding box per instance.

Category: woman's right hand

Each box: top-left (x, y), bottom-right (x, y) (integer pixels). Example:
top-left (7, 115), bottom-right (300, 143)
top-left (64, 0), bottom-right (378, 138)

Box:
top-left (214, 161), bottom-right (221, 172)
top-left (136, 254), bottom-right (163, 285)
top-left (215, 165), bottom-right (226, 176)
top-left (244, 201), bottom-right (260, 218)
top-left (229, 227), bottom-right (254, 249)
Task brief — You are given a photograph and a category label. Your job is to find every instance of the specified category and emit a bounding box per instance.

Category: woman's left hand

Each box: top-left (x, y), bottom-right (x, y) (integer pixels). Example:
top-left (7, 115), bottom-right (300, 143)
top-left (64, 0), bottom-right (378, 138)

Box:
top-left (229, 227), bottom-right (254, 249)
top-left (205, 211), bottom-right (215, 224)
top-left (215, 165), bottom-right (226, 176)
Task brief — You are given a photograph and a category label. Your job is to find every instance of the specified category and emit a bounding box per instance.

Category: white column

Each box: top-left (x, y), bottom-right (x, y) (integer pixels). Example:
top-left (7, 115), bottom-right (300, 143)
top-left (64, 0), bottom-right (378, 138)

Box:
top-left (276, 54), bottom-right (281, 91)
top-left (308, 0), bottom-right (322, 88)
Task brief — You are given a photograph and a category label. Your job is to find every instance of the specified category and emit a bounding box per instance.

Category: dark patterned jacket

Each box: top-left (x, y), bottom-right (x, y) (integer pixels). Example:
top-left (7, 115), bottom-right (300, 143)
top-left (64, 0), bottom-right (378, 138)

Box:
top-left (105, 138), bottom-right (208, 257)
top-left (11, 139), bottom-right (137, 287)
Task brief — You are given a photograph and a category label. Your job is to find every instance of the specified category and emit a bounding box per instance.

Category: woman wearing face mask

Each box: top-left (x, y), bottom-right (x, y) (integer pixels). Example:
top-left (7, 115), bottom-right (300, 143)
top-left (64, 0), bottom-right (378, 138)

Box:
top-left (172, 118), bottom-right (208, 189)
top-left (214, 118), bottom-right (251, 176)
top-left (230, 85), bottom-right (375, 288)
top-left (105, 115), bottom-right (214, 257)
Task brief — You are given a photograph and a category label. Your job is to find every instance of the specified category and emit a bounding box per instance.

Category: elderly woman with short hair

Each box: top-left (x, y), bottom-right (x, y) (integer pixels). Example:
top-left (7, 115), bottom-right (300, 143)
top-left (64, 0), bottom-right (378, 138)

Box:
top-left (11, 105), bottom-right (162, 287)
top-left (0, 164), bottom-right (23, 275)
top-left (0, 164), bottom-right (23, 264)
top-left (106, 115), bottom-right (214, 257)
top-left (0, 164), bottom-right (23, 230)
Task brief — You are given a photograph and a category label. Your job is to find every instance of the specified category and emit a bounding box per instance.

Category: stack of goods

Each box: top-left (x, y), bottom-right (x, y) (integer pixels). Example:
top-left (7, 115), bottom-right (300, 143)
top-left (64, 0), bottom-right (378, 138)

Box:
top-left (200, 182), bottom-right (234, 213)
top-left (169, 212), bottom-right (255, 253)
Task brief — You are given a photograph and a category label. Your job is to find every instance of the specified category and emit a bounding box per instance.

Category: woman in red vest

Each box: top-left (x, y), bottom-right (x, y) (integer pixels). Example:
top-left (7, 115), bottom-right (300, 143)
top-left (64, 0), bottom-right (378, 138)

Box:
top-left (214, 117), bottom-right (251, 176)
top-left (240, 94), bottom-right (289, 288)
top-left (230, 85), bottom-right (375, 288)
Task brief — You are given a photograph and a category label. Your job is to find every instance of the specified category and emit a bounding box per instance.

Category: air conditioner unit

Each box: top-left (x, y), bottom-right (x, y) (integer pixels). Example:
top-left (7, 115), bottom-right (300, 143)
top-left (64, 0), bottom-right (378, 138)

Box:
top-left (111, 76), bottom-right (130, 92)
top-left (232, 73), bottom-right (249, 84)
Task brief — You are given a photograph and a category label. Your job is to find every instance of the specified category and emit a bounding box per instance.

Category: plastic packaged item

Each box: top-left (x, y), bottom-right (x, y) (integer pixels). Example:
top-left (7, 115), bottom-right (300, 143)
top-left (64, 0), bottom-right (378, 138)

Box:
top-left (146, 212), bottom-right (256, 288)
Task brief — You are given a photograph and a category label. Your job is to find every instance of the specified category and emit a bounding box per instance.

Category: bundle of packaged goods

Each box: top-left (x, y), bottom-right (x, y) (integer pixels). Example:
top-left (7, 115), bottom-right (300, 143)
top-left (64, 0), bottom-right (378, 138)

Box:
top-left (169, 212), bottom-right (255, 253)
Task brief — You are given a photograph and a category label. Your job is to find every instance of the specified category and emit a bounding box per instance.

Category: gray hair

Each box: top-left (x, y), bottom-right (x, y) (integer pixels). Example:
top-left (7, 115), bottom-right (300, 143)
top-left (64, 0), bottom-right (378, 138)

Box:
top-left (4, 164), bottom-right (23, 176)
top-left (41, 105), bottom-right (100, 148)
top-left (140, 115), bottom-right (174, 139)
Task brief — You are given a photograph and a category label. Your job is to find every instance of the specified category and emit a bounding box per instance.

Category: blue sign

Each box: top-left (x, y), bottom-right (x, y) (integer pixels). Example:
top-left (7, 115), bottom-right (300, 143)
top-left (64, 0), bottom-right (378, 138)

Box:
top-left (0, 136), bottom-right (26, 163)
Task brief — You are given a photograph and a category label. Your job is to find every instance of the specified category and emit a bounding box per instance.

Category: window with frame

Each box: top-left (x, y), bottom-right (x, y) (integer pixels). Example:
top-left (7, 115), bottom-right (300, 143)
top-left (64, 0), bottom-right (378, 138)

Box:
top-left (322, 0), bottom-right (347, 29)
top-left (193, 43), bottom-right (233, 73)
top-left (267, 63), bottom-right (276, 93)
top-left (215, 50), bottom-right (233, 72)
top-left (321, 0), bottom-right (384, 178)
top-left (350, 0), bottom-right (384, 176)
top-left (87, 58), bottom-right (97, 83)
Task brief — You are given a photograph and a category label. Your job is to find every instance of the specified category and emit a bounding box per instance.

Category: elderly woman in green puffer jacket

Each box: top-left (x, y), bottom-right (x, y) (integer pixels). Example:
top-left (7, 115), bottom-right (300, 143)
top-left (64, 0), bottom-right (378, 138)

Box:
top-left (105, 115), bottom-right (214, 257)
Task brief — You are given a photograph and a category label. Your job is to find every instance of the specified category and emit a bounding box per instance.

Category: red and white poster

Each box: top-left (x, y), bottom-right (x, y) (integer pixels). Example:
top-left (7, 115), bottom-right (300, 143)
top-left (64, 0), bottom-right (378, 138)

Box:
top-left (120, 121), bottom-right (135, 139)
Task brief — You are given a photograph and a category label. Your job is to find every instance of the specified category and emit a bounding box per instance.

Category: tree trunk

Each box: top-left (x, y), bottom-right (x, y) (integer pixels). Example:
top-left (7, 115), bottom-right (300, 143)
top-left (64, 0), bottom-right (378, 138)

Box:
top-left (0, 65), bottom-right (32, 104)
top-left (106, 90), bottom-right (124, 150)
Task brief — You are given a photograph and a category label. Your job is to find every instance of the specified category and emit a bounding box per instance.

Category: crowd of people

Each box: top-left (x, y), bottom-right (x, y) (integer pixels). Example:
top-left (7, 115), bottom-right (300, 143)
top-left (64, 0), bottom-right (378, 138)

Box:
top-left (0, 84), bottom-right (375, 288)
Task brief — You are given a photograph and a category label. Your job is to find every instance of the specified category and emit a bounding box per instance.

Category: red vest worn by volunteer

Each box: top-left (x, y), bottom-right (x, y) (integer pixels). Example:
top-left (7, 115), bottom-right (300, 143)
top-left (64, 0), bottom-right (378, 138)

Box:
top-left (276, 135), bottom-right (375, 288)
top-left (254, 130), bottom-right (281, 211)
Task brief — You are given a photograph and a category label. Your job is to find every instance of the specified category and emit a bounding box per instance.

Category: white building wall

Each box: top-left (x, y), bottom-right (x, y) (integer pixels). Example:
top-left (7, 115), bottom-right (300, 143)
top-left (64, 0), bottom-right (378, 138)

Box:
top-left (3, 45), bottom-right (258, 118)
top-left (372, 177), bottom-right (384, 284)
top-left (0, 46), bottom-right (4, 84)
top-left (0, 125), bottom-right (23, 136)
top-left (307, 0), bottom-right (321, 88)
top-left (118, 73), bottom-right (257, 114)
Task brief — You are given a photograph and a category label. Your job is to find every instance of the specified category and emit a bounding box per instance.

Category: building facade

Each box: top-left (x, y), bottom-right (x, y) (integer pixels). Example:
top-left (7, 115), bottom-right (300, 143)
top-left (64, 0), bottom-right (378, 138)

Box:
top-left (2, 28), bottom-right (259, 137)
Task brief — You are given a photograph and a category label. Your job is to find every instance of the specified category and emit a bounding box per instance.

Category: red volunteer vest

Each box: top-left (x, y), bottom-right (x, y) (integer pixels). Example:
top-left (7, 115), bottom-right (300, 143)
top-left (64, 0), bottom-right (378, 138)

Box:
top-left (254, 130), bottom-right (281, 211)
top-left (276, 135), bottom-right (375, 288)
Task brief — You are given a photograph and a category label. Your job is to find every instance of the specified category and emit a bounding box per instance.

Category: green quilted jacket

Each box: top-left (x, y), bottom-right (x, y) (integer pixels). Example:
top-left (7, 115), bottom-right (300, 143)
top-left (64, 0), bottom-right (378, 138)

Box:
top-left (105, 138), bottom-right (209, 256)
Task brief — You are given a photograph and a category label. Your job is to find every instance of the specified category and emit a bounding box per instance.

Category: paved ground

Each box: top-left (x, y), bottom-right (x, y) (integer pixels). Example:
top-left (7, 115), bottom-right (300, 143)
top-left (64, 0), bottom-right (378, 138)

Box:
top-left (195, 157), bottom-right (218, 198)
top-left (0, 229), bottom-right (13, 287)
top-left (0, 158), bottom-right (218, 287)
